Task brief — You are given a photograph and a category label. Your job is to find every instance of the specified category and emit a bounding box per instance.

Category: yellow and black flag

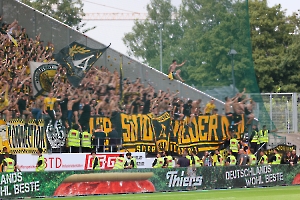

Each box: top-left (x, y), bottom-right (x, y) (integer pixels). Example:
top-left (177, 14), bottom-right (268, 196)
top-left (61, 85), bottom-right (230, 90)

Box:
top-left (54, 42), bottom-right (110, 87)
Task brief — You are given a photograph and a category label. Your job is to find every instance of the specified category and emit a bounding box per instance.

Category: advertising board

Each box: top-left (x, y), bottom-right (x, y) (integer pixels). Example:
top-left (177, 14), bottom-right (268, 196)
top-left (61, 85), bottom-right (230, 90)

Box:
top-left (17, 153), bottom-right (146, 171)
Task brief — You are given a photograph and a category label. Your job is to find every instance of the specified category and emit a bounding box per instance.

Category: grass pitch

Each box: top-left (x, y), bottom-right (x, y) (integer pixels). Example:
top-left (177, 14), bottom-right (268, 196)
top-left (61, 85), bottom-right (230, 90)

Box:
top-left (42, 186), bottom-right (300, 200)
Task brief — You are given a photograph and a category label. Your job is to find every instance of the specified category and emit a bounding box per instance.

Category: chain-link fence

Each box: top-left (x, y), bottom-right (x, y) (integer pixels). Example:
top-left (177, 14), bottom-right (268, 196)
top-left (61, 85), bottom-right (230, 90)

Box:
top-left (248, 93), bottom-right (298, 134)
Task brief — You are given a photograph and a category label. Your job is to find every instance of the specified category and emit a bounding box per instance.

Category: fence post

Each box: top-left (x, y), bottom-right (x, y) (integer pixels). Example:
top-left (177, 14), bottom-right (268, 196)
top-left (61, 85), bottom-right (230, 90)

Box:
top-left (270, 93), bottom-right (272, 130)
top-left (292, 93), bottom-right (298, 134)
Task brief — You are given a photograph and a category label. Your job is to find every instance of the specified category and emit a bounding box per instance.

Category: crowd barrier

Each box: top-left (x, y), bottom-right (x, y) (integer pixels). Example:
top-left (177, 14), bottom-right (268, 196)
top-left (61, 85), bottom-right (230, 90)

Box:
top-left (1, 164), bottom-right (300, 198)
top-left (1, 112), bottom-right (245, 155)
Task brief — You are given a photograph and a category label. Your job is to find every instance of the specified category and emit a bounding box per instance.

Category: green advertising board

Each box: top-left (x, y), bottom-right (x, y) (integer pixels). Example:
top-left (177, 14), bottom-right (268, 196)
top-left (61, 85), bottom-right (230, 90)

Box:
top-left (1, 164), bottom-right (300, 198)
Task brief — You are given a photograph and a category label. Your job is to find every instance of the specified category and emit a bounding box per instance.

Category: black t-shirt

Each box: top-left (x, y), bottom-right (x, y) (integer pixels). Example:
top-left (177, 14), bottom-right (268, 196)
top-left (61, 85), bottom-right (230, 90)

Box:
top-left (81, 104), bottom-right (91, 118)
top-left (59, 98), bottom-right (68, 111)
top-left (177, 156), bottom-right (190, 167)
top-left (173, 102), bottom-right (179, 113)
top-left (72, 102), bottom-right (80, 111)
top-left (183, 103), bottom-right (192, 116)
top-left (131, 101), bottom-right (140, 114)
top-left (17, 99), bottom-right (27, 111)
top-left (233, 114), bottom-right (242, 124)
top-left (108, 130), bottom-right (119, 145)
top-left (142, 100), bottom-right (150, 114)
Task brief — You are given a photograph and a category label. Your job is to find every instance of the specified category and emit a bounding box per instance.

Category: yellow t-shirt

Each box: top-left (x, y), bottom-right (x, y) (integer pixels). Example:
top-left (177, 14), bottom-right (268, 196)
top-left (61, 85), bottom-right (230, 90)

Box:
top-left (44, 97), bottom-right (57, 110)
top-left (204, 103), bottom-right (215, 114)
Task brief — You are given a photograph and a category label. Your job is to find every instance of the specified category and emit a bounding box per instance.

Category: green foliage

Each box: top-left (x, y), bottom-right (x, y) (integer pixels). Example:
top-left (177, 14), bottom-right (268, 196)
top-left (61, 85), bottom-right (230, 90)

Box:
top-left (249, 0), bottom-right (300, 92)
top-left (123, 0), bottom-right (300, 92)
top-left (124, 0), bottom-right (258, 92)
top-left (123, 0), bottom-right (184, 73)
top-left (20, 0), bottom-right (95, 33)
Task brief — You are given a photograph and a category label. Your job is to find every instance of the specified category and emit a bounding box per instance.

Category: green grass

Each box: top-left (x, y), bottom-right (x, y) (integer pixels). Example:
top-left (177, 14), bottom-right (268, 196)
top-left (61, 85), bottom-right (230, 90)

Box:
top-left (41, 186), bottom-right (300, 200)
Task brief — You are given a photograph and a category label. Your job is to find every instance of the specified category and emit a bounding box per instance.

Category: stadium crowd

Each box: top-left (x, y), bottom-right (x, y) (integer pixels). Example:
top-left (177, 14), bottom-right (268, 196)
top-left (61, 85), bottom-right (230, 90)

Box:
top-left (0, 18), bottom-right (297, 166)
top-left (0, 18), bottom-right (229, 130)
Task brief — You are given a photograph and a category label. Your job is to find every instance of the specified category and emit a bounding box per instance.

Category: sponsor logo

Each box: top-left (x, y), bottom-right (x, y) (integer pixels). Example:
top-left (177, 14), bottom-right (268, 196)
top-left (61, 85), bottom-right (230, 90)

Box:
top-left (166, 171), bottom-right (203, 187)
top-left (85, 154), bottom-right (119, 170)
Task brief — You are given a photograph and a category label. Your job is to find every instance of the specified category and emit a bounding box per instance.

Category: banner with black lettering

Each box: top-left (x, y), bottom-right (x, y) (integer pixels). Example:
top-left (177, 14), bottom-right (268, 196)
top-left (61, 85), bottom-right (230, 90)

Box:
top-left (89, 113), bottom-right (245, 155)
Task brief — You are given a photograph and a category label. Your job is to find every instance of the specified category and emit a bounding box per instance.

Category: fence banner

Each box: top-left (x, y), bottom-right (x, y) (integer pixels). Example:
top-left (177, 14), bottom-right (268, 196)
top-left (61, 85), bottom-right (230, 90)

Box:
top-left (3, 112), bottom-right (244, 154)
top-left (16, 152), bottom-right (146, 171)
top-left (89, 112), bottom-right (245, 155)
top-left (1, 164), bottom-right (300, 198)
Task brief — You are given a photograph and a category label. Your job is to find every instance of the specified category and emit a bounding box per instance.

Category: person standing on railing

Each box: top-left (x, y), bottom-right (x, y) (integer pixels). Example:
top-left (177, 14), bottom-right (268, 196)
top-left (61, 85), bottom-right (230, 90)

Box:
top-left (167, 59), bottom-right (186, 82)
top-left (31, 96), bottom-right (44, 125)
top-left (36, 148), bottom-right (46, 172)
top-left (204, 99), bottom-right (216, 115)
top-left (78, 99), bottom-right (91, 132)
top-left (43, 92), bottom-right (62, 129)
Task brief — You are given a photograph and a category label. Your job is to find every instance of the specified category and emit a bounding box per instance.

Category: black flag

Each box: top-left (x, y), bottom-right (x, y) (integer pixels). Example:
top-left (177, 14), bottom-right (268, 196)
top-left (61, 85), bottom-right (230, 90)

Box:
top-left (54, 42), bottom-right (110, 87)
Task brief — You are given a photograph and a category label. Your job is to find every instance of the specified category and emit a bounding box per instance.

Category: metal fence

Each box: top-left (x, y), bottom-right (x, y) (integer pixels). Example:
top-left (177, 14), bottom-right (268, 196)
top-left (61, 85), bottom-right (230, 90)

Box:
top-left (248, 93), bottom-right (298, 134)
top-left (0, 0), bottom-right (226, 113)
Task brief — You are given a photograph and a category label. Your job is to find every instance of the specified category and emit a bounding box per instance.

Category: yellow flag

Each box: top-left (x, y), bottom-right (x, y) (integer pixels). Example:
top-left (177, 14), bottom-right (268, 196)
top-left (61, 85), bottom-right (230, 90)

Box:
top-left (7, 33), bottom-right (18, 47)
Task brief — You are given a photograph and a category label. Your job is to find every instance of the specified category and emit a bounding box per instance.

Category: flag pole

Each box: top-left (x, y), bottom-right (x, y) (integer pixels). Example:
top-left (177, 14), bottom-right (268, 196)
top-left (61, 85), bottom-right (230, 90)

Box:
top-left (119, 55), bottom-right (124, 107)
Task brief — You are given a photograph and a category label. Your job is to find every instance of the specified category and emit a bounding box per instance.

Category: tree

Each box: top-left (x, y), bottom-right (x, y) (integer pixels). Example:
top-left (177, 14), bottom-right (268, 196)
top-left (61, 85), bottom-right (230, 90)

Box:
top-left (21, 0), bottom-right (95, 33)
top-left (249, 0), bottom-right (296, 92)
top-left (178, 0), bottom-right (258, 91)
top-left (123, 0), bottom-right (300, 92)
top-left (123, 0), bottom-right (184, 73)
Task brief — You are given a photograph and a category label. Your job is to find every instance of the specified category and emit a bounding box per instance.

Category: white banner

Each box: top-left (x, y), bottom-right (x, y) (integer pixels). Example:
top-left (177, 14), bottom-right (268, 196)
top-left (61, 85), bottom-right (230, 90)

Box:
top-left (17, 152), bottom-right (146, 172)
